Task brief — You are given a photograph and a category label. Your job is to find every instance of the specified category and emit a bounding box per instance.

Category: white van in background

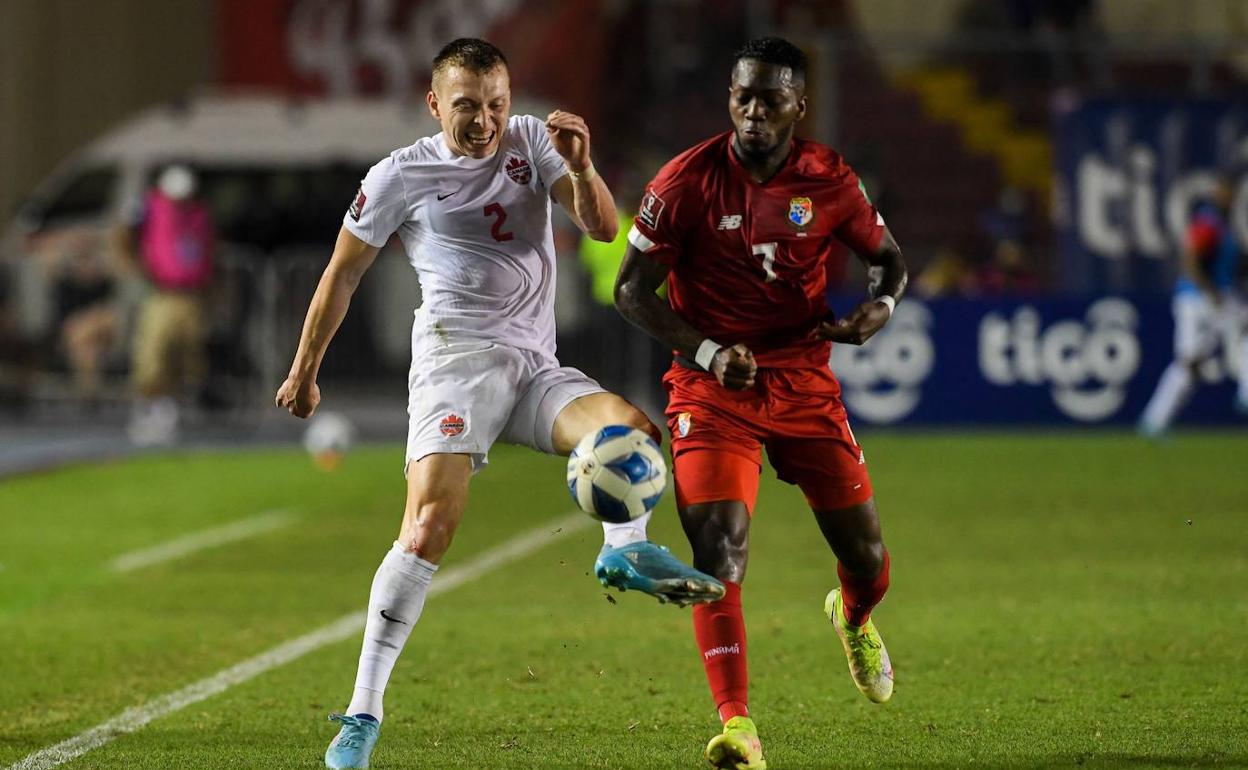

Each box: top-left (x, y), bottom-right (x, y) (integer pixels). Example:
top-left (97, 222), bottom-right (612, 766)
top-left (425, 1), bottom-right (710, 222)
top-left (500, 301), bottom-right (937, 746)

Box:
top-left (3, 93), bottom-right (442, 338)
top-left (1, 92), bottom-right (553, 395)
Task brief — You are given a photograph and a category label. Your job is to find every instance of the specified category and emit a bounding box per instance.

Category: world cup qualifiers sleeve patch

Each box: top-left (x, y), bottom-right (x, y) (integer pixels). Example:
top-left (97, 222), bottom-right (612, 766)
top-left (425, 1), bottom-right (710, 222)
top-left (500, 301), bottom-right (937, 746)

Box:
top-left (349, 187), bottom-right (367, 222)
top-left (638, 189), bottom-right (666, 229)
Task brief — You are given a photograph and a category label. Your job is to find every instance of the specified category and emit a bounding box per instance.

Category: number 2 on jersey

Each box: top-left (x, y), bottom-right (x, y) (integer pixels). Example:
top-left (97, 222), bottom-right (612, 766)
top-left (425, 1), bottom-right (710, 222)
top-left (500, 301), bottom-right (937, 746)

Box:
top-left (484, 203), bottom-right (514, 242)
top-left (752, 242), bottom-right (778, 282)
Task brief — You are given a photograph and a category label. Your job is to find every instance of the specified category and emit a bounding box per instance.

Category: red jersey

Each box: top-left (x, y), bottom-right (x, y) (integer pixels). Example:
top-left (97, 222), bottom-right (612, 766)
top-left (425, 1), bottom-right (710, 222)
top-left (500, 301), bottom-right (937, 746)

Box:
top-left (629, 131), bottom-right (885, 368)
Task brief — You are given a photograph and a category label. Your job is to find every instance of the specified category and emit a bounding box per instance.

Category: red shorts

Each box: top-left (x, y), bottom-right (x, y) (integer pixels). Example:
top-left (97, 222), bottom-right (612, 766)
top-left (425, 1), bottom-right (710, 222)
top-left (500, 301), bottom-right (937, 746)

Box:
top-left (663, 362), bottom-right (873, 514)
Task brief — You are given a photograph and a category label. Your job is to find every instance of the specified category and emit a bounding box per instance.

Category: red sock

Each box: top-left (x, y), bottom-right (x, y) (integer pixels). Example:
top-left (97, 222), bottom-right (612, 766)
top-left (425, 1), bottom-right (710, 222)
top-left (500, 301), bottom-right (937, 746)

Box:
top-left (837, 549), bottom-right (890, 627)
top-left (692, 581), bottom-right (749, 723)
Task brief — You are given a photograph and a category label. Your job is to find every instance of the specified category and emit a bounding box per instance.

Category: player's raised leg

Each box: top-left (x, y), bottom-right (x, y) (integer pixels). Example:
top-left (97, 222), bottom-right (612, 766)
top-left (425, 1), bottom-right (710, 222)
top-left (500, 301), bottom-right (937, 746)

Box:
top-left (551, 391), bottom-right (725, 604)
top-left (325, 453), bottom-right (471, 769)
top-left (814, 498), bottom-right (894, 703)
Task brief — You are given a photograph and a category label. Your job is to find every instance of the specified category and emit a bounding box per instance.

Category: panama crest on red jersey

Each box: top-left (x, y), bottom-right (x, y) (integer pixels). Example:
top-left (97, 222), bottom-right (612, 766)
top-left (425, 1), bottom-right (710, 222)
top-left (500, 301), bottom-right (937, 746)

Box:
top-left (788, 196), bottom-right (814, 229)
top-left (631, 132), bottom-right (886, 368)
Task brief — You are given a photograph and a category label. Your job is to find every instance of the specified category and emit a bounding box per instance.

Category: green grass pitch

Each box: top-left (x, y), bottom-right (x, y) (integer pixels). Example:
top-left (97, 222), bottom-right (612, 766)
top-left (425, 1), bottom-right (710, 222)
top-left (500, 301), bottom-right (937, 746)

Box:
top-left (1, 433), bottom-right (1245, 769)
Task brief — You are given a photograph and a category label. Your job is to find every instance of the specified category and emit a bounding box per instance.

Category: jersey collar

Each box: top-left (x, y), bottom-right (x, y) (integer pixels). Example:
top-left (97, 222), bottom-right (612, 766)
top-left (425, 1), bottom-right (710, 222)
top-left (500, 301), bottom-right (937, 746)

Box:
top-left (726, 131), bottom-right (798, 186)
top-left (436, 131), bottom-right (505, 167)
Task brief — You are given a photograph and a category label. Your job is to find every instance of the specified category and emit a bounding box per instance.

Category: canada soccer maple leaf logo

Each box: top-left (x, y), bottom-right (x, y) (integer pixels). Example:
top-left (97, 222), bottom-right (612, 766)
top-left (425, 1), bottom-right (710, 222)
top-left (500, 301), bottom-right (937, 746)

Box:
top-left (439, 413), bottom-right (465, 436)
top-left (505, 155), bottom-right (532, 185)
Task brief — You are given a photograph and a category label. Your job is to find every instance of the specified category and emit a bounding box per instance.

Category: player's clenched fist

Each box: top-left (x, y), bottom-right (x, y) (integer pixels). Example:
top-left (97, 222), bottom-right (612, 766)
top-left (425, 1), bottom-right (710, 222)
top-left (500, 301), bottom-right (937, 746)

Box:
top-left (545, 110), bottom-right (592, 172)
top-left (711, 343), bottom-right (757, 390)
top-left (810, 300), bottom-right (891, 346)
top-left (275, 376), bottom-right (320, 418)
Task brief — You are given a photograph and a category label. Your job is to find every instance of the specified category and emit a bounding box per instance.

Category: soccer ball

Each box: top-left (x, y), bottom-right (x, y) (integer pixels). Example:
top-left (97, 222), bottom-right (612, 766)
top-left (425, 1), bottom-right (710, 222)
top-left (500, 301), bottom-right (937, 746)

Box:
top-left (303, 412), bottom-right (355, 471)
top-left (566, 425), bottom-right (667, 523)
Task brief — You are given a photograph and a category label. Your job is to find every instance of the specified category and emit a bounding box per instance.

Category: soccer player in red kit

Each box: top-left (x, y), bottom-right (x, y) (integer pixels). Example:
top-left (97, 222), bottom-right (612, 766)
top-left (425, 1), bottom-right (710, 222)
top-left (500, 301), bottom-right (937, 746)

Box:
top-left (615, 37), bottom-right (909, 769)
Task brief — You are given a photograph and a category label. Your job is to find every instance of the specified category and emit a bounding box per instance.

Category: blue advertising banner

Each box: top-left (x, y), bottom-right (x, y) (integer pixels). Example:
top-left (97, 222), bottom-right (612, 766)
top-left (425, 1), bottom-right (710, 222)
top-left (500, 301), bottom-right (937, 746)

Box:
top-left (829, 296), bottom-right (1243, 426)
top-left (1053, 98), bottom-right (1248, 294)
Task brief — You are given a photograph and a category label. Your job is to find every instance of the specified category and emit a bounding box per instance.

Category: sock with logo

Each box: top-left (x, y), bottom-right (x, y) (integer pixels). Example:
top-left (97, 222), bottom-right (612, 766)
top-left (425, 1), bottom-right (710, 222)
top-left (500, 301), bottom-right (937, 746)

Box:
top-left (1141, 361), bottom-right (1194, 432)
top-left (345, 541), bottom-right (438, 721)
top-left (838, 549), bottom-right (890, 627)
top-left (602, 511), bottom-right (651, 548)
top-left (692, 581), bottom-right (748, 723)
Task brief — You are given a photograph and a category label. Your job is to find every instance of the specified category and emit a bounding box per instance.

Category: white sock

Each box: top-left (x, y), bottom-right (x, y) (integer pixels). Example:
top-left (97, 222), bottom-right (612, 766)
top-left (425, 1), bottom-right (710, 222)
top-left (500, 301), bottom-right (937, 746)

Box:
top-left (1141, 362), bottom-right (1194, 431)
top-left (602, 511), bottom-right (651, 547)
top-left (345, 541), bottom-right (438, 721)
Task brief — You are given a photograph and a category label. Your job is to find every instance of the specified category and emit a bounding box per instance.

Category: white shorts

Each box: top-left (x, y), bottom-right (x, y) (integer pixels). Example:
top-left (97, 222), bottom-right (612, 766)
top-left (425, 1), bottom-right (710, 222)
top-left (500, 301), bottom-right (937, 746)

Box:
top-left (1173, 292), bottom-right (1244, 363)
top-left (406, 335), bottom-right (604, 473)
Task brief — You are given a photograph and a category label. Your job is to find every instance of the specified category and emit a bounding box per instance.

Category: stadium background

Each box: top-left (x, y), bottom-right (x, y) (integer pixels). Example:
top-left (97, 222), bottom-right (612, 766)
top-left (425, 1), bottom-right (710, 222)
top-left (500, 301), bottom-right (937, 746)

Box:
top-left (0, 2), bottom-right (1245, 769)
top-left (4, 0), bottom-right (1248, 436)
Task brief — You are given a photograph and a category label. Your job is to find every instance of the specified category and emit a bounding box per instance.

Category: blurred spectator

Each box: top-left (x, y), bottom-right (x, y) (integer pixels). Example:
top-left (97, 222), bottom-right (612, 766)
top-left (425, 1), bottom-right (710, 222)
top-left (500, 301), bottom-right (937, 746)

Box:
top-left (979, 186), bottom-right (1027, 246)
top-left (1007, 0), bottom-right (1103, 85)
top-left (116, 164), bottom-right (215, 445)
top-left (578, 203), bottom-right (636, 307)
top-left (974, 186), bottom-right (1041, 296)
top-left (0, 262), bottom-right (36, 413)
top-left (976, 239), bottom-right (1040, 296)
top-left (52, 247), bottom-right (120, 407)
top-left (915, 246), bottom-right (978, 298)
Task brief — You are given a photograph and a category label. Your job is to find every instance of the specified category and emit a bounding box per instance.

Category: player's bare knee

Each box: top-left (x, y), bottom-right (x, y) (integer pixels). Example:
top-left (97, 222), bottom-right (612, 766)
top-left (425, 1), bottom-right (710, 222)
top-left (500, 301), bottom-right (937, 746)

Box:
top-left (691, 520), bottom-right (748, 583)
top-left (708, 534), bottom-right (748, 583)
top-left (399, 498), bottom-right (463, 560)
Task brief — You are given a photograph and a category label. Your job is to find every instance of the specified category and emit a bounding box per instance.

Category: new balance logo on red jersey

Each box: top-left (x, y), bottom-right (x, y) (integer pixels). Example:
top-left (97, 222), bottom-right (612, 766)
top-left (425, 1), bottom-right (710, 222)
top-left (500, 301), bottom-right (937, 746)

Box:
top-left (717, 215), bottom-right (742, 230)
top-left (703, 643), bottom-right (741, 660)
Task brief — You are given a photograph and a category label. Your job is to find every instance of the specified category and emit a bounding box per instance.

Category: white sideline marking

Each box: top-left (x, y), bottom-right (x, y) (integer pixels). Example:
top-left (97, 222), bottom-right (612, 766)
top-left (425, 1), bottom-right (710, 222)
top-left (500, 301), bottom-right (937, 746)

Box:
top-left (108, 510), bottom-right (298, 573)
top-left (9, 511), bottom-right (592, 770)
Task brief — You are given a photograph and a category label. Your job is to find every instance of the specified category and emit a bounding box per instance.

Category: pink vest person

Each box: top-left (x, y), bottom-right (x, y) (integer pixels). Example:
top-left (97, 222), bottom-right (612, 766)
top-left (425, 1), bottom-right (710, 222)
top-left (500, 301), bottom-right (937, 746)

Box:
top-left (140, 189), bottom-right (214, 291)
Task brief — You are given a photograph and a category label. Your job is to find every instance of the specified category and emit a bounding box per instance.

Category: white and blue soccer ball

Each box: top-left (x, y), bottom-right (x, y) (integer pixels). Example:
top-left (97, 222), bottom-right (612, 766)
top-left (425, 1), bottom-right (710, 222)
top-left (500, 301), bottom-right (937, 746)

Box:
top-left (566, 425), bottom-right (667, 523)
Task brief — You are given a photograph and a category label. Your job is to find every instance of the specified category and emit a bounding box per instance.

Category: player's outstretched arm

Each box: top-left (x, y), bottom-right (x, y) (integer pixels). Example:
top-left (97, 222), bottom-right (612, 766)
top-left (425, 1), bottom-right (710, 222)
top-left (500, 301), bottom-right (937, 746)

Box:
top-left (615, 243), bottom-right (756, 390)
top-left (813, 227), bottom-right (909, 346)
top-left (275, 227), bottom-right (380, 418)
top-left (547, 110), bottom-right (618, 242)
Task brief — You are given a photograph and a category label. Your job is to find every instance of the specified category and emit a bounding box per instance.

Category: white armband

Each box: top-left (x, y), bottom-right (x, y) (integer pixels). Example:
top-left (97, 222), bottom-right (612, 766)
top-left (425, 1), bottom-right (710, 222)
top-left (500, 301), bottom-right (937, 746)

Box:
top-left (694, 338), bottom-right (723, 371)
top-left (875, 295), bottom-right (896, 316)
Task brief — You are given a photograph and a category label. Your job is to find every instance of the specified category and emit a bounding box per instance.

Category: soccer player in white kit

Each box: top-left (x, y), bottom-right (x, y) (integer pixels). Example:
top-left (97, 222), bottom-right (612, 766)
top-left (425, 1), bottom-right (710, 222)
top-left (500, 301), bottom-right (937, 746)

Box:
top-left (1139, 178), bottom-right (1246, 435)
top-left (274, 39), bottom-right (724, 769)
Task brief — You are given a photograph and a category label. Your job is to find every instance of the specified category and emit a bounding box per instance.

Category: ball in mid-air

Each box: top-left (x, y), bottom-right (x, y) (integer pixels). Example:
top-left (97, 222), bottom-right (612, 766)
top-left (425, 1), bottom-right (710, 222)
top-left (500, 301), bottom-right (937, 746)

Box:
top-left (303, 412), bottom-right (355, 471)
top-left (566, 425), bottom-right (667, 523)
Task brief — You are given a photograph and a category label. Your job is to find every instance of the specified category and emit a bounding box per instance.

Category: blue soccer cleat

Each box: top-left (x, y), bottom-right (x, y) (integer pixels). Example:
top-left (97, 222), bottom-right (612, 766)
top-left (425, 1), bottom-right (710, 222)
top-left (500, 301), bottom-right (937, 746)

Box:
top-left (594, 541), bottom-right (725, 605)
top-left (324, 713), bottom-right (380, 769)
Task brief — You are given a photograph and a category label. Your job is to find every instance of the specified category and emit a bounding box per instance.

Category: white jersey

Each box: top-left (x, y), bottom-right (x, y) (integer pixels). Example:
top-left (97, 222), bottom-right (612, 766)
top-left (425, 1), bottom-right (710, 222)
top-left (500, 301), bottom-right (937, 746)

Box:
top-left (344, 114), bottom-right (569, 357)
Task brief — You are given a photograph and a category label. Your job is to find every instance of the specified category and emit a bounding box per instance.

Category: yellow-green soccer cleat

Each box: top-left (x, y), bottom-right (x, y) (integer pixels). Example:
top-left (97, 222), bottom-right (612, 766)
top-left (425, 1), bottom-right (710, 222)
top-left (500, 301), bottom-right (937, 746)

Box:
top-left (824, 587), bottom-right (893, 703)
top-left (705, 716), bottom-right (767, 770)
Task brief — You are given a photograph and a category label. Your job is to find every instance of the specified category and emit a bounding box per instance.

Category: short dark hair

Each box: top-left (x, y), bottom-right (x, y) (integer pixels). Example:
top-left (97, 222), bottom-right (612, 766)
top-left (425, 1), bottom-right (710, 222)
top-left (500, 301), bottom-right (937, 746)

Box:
top-left (733, 36), bottom-right (807, 83)
top-left (432, 38), bottom-right (508, 79)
